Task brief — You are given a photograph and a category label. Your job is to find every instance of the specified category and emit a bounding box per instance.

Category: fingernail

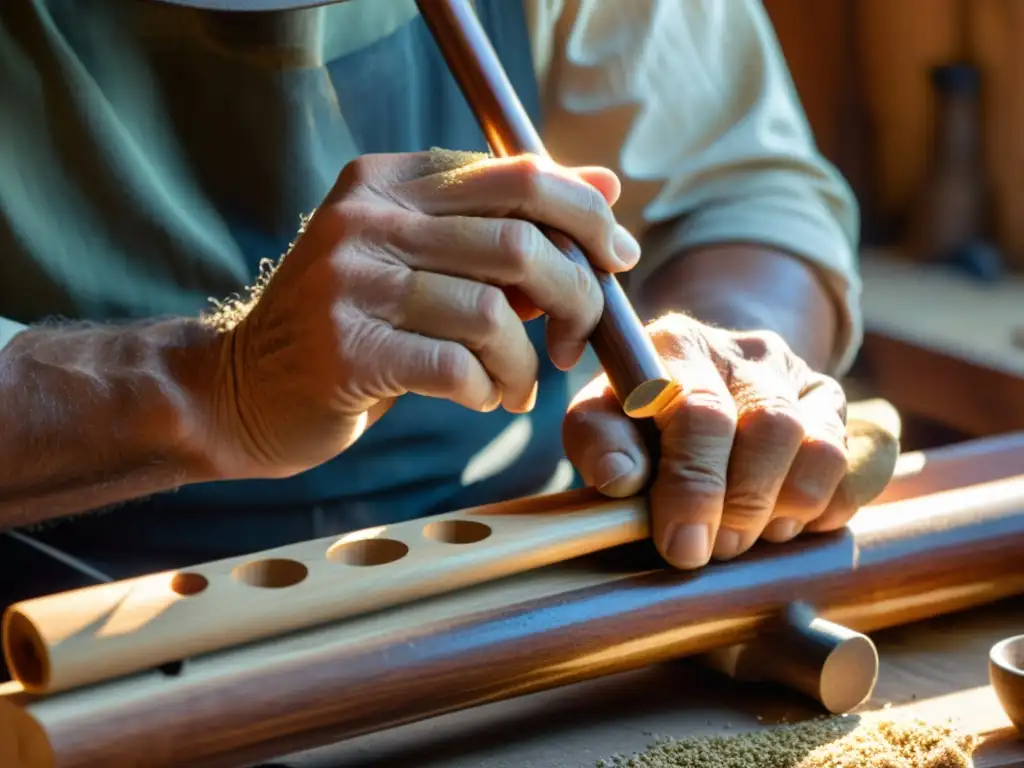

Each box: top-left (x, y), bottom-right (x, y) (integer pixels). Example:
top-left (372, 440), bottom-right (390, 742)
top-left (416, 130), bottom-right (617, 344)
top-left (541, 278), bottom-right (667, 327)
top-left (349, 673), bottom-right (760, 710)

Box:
top-left (764, 517), bottom-right (802, 542)
top-left (592, 452), bottom-right (635, 491)
top-left (523, 382), bottom-right (538, 412)
top-left (664, 524), bottom-right (710, 568)
top-left (712, 528), bottom-right (742, 560)
top-left (550, 340), bottom-right (585, 371)
top-left (612, 225), bottom-right (641, 268)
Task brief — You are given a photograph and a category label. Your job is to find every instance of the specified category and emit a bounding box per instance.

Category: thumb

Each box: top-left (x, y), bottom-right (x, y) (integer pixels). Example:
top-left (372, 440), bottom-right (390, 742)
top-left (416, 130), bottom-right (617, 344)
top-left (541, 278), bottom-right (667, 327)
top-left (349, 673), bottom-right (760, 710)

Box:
top-left (563, 373), bottom-right (652, 498)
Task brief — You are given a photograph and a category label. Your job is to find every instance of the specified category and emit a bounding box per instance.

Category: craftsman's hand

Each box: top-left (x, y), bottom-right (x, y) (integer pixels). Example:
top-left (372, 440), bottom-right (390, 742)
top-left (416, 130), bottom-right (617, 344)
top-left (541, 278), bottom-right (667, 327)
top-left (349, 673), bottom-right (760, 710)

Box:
top-left (562, 313), bottom-right (852, 569)
top-left (206, 151), bottom-right (639, 478)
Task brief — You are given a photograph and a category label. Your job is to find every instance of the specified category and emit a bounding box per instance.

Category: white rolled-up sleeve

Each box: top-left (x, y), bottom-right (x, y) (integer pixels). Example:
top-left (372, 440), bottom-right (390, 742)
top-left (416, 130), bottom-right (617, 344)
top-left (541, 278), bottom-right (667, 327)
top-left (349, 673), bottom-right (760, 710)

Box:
top-left (527, 0), bottom-right (862, 374)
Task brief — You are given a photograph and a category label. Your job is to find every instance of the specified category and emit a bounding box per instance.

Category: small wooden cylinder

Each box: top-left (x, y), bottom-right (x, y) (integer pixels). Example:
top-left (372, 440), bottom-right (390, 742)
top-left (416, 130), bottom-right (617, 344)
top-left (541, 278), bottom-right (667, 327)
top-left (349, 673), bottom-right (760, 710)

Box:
top-left (703, 602), bottom-right (879, 713)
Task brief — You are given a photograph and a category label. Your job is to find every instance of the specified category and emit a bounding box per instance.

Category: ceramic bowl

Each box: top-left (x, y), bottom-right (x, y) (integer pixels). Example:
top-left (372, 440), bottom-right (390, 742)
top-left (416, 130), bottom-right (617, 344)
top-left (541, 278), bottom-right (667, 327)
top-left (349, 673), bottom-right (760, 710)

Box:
top-left (990, 634), bottom-right (1024, 736)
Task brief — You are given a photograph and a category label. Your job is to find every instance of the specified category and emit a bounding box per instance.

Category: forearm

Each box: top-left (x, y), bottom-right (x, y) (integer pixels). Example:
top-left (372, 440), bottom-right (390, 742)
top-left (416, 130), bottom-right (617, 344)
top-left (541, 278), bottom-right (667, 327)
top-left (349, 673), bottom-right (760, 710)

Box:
top-left (0, 319), bottom-right (224, 530)
top-left (637, 244), bottom-right (840, 373)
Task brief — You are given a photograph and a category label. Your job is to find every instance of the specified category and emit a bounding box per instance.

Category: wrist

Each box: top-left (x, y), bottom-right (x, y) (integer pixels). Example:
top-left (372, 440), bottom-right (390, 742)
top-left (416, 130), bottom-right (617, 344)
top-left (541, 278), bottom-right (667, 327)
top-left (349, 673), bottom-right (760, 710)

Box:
top-left (153, 319), bottom-right (237, 484)
top-left (6, 318), bottom-right (230, 485)
top-left (0, 318), bottom-right (238, 526)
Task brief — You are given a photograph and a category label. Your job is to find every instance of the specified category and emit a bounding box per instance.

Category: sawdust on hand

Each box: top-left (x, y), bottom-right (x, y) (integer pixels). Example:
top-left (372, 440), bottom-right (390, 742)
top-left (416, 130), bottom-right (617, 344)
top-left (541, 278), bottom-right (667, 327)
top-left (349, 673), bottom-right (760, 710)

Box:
top-left (201, 210), bottom-right (315, 333)
top-left (597, 715), bottom-right (978, 768)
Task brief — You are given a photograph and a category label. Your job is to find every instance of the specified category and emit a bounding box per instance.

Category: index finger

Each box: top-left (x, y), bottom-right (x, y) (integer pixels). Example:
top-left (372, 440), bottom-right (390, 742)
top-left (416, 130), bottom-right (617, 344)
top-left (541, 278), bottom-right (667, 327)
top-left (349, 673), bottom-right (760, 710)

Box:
top-left (395, 154), bottom-right (640, 273)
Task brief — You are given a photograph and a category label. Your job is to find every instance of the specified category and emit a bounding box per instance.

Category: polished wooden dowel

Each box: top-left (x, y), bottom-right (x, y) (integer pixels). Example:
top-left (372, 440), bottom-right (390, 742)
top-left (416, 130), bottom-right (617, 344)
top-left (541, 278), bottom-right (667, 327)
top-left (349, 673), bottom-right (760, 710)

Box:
top-left (2, 433), bottom-right (1021, 768)
top-left (0, 408), bottom-right (897, 696)
top-left (416, 0), bottom-right (678, 418)
top-left (702, 601), bottom-right (879, 714)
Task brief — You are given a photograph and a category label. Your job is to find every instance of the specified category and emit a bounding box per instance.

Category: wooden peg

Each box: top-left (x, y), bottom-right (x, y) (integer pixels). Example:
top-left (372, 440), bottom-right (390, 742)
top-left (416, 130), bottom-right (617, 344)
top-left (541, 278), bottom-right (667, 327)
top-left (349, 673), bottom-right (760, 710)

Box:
top-left (702, 602), bottom-right (879, 714)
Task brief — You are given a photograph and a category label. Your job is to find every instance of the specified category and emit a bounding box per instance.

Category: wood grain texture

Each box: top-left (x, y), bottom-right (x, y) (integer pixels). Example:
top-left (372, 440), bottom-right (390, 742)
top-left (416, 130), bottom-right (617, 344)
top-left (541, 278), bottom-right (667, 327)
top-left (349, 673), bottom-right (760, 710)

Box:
top-left (2, 410), bottom-right (897, 695)
top-left (275, 599), bottom-right (1023, 768)
top-left (1, 433), bottom-right (1020, 768)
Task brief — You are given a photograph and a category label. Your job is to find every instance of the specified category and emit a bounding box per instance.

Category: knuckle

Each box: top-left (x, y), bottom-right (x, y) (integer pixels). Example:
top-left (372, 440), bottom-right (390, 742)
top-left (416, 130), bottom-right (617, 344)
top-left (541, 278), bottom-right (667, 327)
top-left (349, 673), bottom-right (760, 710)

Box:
top-left (508, 156), bottom-right (545, 205)
top-left (329, 199), bottom-right (386, 235)
top-left (432, 344), bottom-right (474, 389)
top-left (379, 264), bottom-right (416, 323)
top-left (807, 374), bottom-right (849, 416)
top-left (665, 462), bottom-right (728, 497)
top-left (723, 491), bottom-right (773, 525)
top-left (337, 154), bottom-right (378, 190)
top-left (733, 329), bottom-right (788, 362)
top-left (737, 400), bottom-right (805, 443)
top-left (515, 153), bottom-right (547, 176)
top-left (782, 441), bottom-right (849, 514)
top-left (474, 285), bottom-right (510, 337)
top-left (328, 200), bottom-right (366, 232)
top-left (678, 392), bottom-right (739, 436)
top-left (646, 314), bottom-right (704, 358)
top-left (648, 312), bottom-right (690, 337)
top-left (803, 434), bottom-right (849, 472)
top-left (497, 220), bottom-right (539, 277)
top-left (570, 261), bottom-right (599, 313)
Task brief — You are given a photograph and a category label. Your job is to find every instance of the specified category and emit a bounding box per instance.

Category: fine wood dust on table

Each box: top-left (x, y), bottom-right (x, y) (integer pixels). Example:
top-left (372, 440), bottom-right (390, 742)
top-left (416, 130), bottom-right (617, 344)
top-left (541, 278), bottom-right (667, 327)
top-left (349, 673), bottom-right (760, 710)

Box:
top-left (285, 598), bottom-right (1024, 768)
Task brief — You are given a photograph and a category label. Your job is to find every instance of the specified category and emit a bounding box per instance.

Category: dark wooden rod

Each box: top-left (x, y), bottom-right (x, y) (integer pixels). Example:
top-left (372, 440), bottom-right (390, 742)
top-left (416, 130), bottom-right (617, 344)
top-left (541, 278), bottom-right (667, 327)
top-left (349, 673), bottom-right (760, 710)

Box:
top-left (4, 434), bottom-right (1023, 768)
top-left (416, 0), bottom-right (678, 418)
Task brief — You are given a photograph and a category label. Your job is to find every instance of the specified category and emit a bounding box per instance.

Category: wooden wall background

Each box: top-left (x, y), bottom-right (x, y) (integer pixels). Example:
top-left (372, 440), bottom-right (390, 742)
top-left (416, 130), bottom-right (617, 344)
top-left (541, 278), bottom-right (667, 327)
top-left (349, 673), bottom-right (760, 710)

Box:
top-left (764, 0), bottom-right (1024, 270)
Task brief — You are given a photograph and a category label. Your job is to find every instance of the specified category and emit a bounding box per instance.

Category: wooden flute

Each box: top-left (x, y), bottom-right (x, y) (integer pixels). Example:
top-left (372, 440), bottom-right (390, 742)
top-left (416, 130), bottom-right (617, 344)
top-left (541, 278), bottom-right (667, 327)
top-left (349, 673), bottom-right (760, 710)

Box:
top-left (2, 432), bottom-right (1022, 768)
top-left (1, 401), bottom-right (898, 696)
top-left (415, 0), bottom-right (678, 418)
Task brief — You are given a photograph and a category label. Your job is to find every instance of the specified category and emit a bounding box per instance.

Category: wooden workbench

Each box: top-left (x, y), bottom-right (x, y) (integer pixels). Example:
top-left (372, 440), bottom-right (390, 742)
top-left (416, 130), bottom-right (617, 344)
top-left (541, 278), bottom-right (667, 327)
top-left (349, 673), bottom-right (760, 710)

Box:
top-left (277, 597), bottom-right (1024, 768)
top-left (858, 251), bottom-right (1024, 437)
top-left (263, 259), bottom-right (1024, 767)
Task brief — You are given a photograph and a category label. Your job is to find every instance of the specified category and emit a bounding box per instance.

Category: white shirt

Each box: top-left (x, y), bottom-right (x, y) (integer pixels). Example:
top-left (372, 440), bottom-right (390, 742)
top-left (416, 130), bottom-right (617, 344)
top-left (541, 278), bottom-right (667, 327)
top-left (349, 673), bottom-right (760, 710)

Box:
top-left (0, 0), bottom-right (860, 373)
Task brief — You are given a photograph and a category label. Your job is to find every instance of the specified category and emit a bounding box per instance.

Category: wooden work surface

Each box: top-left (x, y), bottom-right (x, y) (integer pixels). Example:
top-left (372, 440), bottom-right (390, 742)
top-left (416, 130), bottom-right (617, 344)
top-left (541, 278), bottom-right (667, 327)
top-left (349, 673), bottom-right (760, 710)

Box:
top-left (859, 251), bottom-right (1024, 378)
top-left (858, 251), bottom-right (1024, 436)
top-left (279, 596), bottom-right (1024, 768)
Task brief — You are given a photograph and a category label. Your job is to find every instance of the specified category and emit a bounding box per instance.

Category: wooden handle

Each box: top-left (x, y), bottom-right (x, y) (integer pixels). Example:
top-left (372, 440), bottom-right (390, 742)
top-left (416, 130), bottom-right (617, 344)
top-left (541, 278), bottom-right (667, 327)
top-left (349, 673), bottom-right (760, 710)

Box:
top-left (1, 404), bottom-right (900, 694)
top-left (702, 601), bottom-right (879, 714)
top-left (416, 0), bottom-right (678, 418)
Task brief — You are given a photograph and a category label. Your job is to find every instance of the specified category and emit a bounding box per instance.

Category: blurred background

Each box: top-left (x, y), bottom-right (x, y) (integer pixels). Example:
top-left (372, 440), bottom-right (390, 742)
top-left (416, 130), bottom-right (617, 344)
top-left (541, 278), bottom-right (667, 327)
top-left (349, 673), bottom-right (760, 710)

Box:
top-left (761, 0), bottom-right (1024, 451)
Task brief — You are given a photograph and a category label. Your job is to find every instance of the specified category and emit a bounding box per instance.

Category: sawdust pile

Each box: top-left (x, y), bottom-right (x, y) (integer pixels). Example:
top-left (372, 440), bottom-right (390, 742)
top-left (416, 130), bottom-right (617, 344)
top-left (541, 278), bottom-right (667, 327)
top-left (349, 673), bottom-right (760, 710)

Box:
top-left (597, 716), bottom-right (978, 768)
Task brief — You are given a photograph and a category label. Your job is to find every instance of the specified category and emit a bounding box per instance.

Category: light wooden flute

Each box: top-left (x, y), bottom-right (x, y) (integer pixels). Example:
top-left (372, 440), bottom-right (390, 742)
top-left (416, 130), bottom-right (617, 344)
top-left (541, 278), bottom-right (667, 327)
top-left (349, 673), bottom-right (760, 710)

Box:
top-left (1, 402), bottom-right (899, 695)
top-left (2, 432), bottom-right (1021, 768)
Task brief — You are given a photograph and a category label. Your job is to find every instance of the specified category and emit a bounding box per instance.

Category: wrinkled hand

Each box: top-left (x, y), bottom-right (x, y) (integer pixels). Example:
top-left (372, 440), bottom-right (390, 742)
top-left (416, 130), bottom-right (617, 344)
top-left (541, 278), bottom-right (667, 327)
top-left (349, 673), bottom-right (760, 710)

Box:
top-left (563, 314), bottom-right (852, 569)
top-left (209, 151), bottom-right (638, 479)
